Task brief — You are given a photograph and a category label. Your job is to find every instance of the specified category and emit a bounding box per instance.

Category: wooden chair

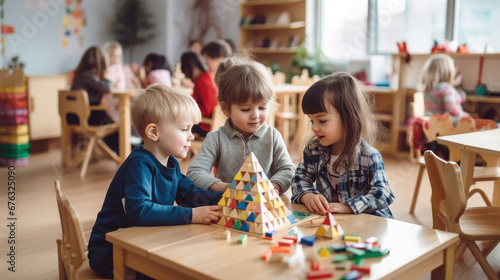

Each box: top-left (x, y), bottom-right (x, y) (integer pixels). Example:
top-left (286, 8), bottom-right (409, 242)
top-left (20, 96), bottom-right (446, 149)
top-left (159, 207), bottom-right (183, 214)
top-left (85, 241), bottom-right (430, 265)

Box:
top-left (409, 114), bottom-right (475, 213)
top-left (424, 150), bottom-right (500, 280)
top-left (190, 104), bottom-right (226, 156)
top-left (58, 90), bottom-right (120, 179)
top-left (55, 184), bottom-right (108, 279)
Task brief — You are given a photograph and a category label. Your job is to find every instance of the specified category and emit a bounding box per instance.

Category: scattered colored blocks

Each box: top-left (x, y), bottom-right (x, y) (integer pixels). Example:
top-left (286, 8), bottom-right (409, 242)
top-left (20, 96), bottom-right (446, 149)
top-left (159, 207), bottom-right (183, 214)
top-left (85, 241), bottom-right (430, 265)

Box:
top-left (306, 268), bottom-right (334, 280)
top-left (351, 265), bottom-right (371, 274)
top-left (238, 234), bottom-right (248, 244)
top-left (310, 261), bottom-right (320, 271)
top-left (332, 244), bottom-right (346, 252)
top-left (344, 270), bottom-right (362, 280)
top-left (346, 247), bottom-right (365, 256)
top-left (265, 230), bottom-right (278, 238)
top-left (262, 249), bottom-right (273, 260)
top-left (317, 246), bottom-right (330, 258)
top-left (270, 246), bottom-right (292, 254)
top-left (343, 234), bottom-right (362, 243)
top-left (279, 239), bottom-right (294, 247)
top-left (333, 254), bottom-right (348, 263)
top-left (300, 235), bottom-right (316, 246)
top-left (283, 235), bottom-right (298, 243)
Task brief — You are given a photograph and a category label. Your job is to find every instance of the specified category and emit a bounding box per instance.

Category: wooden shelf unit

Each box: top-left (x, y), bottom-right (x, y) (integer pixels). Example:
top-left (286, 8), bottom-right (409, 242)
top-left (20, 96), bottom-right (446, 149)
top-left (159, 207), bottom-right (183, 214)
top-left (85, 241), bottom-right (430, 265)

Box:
top-left (388, 53), bottom-right (500, 154)
top-left (239, 0), bottom-right (306, 71)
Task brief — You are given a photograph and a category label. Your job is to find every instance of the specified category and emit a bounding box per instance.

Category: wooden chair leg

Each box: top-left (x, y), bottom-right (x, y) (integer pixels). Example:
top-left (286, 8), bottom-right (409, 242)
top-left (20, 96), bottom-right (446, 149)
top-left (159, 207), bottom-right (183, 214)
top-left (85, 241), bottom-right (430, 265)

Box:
top-left (482, 240), bottom-right (499, 257)
top-left (410, 165), bottom-right (426, 214)
top-left (96, 138), bottom-right (121, 164)
top-left (56, 239), bottom-right (68, 280)
top-left (468, 241), bottom-right (499, 280)
top-left (80, 137), bottom-right (96, 179)
top-left (454, 239), bottom-right (468, 263)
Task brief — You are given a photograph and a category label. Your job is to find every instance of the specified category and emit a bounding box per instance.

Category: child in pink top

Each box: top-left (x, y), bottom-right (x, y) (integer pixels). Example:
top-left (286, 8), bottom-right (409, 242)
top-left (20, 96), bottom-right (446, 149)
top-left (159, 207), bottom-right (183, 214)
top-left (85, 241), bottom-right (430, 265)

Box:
top-left (140, 53), bottom-right (173, 88)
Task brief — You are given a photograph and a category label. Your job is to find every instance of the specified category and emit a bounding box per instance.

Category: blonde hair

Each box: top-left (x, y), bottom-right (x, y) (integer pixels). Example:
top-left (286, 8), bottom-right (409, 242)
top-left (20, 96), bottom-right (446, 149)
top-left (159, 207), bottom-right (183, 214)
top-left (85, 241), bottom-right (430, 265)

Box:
top-left (417, 54), bottom-right (456, 93)
top-left (103, 40), bottom-right (123, 65)
top-left (215, 54), bottom-right (274, 109)
top-left (131, 84), bottom-right (202, 139)
top-left (302, 72), bottom-right (382, 172)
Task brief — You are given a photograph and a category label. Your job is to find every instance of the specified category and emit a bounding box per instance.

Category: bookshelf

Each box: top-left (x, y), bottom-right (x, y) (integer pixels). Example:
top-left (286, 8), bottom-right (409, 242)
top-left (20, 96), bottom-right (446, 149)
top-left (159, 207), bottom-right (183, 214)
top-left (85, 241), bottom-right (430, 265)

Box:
top-left (238, 0), bottom-right (306, 72)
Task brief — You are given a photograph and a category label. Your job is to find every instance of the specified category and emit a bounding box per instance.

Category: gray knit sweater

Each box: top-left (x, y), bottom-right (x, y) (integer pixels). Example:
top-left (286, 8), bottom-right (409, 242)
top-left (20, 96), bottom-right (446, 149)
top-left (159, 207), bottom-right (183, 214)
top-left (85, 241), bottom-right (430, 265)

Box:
top-left (187, 119), bottom-right (296, 193)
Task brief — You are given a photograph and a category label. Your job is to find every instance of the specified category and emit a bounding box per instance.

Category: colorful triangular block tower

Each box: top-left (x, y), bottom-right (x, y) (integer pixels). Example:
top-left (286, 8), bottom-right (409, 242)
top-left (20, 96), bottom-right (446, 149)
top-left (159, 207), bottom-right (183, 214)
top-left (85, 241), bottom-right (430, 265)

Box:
top-left (216, 152), bottom-right (295, 235)
top-left (315, 213), bottom-right (344, 238)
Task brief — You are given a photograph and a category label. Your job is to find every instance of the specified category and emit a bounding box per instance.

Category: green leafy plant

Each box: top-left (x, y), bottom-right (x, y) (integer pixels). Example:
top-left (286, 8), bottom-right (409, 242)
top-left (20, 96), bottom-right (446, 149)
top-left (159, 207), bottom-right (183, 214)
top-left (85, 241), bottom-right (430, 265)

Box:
top-left (288, 43), bottom-right (331, 81)
top-left (8, 56), bottom-right (25, 69)
top-left (110, 0), bottom-right (155, 62)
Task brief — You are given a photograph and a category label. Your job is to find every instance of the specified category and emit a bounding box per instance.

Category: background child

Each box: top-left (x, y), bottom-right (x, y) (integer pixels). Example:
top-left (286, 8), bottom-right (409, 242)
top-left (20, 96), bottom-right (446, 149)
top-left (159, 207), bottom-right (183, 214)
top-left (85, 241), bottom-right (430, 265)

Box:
top-left (186, 55), bottom-right (295, 193)
top-left (87, 84), bottom-right (222, 279)
top-left (201, 40), bottom-right (231, 73)
top-left (180, 51), bottom-right (218, 136)
top-left (291, 72), bottom-right (394, 218)
top-left (418, 53), bottom-right (470, 122)
top-left (103, 40), bottom-right (141, 90)
top-left (140, 53), bottom-right (173, 87)
top-left (188, 39), bottom-right (203, 54)
top-left (71, 46), bottom-right (118, 152)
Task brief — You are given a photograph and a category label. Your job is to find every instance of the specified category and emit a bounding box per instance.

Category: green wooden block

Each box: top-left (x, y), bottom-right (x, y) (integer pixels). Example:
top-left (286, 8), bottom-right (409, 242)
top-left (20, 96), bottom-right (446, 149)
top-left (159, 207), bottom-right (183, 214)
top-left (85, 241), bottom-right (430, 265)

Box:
top-left (346, 247), bottom-right (365, 256)
top-left (333, 254), bottom-right (348, 263)
top-left (238, 234), bottom-right (248, 244)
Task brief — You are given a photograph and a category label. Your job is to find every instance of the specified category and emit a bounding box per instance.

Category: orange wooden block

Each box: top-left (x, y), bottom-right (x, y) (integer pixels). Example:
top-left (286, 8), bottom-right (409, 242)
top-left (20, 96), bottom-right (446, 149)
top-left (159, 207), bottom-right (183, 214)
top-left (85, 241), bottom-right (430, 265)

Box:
top-left (279, 239), bottom-right (294, 247)
top-left (270, 246), bottom-right (292, 254)
top-left (262, 249), bottom-right (273, 260)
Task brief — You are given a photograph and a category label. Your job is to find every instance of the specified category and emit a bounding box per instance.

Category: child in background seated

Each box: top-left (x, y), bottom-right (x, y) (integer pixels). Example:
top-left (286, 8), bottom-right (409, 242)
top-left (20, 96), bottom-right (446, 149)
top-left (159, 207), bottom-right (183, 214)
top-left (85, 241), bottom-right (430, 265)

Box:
top-left (186, 55), bottom-right (295, 194)
top-left (88, 84), bottom-right (222, 279)
top-left (180, 51), bottom-right (218, 137)
top-left (201, 40), bottom-right (231, 73)
top-left (291, 72), bottom-right (394, 218)
top-left (418, 54), bottom-right (470, 123)
top-left (188, 39), bottom-right (203, 54)
top-left (71, 46), bottom-right (118, 152)
top-left (103, 41), bottom-right (141, 90)
top-left (140, 53), bottom-right (173, 87)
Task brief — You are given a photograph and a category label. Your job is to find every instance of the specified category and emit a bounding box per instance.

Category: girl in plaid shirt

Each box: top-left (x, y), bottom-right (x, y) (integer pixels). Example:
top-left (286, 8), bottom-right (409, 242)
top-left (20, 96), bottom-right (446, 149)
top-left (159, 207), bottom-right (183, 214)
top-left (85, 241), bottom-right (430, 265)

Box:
top-left (291, 72), bottom-right (395, 218)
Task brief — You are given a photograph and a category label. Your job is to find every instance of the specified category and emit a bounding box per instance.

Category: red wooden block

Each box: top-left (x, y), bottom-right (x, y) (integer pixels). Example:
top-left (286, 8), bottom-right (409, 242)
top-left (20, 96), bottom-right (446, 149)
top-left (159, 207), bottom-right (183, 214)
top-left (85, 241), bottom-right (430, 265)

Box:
top-left (262, 249), bottom-right (273, 260)
top-left (270, 246), bottom-right (292, 254)
top-left (307, 268), bottom-right (333, 279)
top-left (283, 235), bottom-right (298, 243)
top-left (351, 265), bottom-right (371, 274)
top-left (279, 239), bottom-right (294, 247)
top-left (310, 261), bottom-right (320, 271)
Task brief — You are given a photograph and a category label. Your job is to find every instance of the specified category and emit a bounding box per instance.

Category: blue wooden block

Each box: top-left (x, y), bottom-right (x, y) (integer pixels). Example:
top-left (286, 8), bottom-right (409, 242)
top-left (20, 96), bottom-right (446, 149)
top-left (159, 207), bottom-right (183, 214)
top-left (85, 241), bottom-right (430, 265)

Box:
top-left (265, 230), bottom-right (277, 238)
top-left (300, 235), bottom-right (316, 246)
top-left (247, 212), bottom-right (255, 222)
top-left (344, 270), bottom-right (361, 280)
top-left (236, 200), bottom-right (247, 210)
top-left (240, 222), bottom-right (249, 232)
top-left (287, 214), bottom-right (295, 224)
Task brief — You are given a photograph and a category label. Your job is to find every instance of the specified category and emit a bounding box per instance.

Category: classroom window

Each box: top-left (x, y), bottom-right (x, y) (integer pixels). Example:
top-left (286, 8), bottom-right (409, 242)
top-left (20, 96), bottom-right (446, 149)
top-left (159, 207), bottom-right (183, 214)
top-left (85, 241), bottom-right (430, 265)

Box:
top-left (319, 0), bottom-right (368, 59)
top-left (455, 0), bottom-right (500, 53)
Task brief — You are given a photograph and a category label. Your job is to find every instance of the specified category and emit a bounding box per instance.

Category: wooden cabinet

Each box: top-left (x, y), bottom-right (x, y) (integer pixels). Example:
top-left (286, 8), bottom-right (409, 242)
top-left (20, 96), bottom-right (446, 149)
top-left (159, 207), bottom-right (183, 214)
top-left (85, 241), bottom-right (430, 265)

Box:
top-left (388, 53), bottom-right (500, 154)
top-left (238, 0), bottom-right (306, 71)
top-left (27, 75), bottom-right (68, 140)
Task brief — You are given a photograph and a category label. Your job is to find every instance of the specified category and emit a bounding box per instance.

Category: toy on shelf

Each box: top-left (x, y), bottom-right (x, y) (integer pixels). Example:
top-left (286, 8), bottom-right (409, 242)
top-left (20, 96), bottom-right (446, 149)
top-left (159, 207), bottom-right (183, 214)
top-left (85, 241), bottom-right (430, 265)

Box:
top-left (456, 44), bottom-right (470, 53)
top-left (315, 213), bottom-right (344, 239)
top-left (431, 40), bottom-right (454, 53)
top-left (216, 152), bottom-right (296, 235)
top-left (475, 56), bottom-right (487, 96)
top-left (397, 41), bottom-right (411, 62)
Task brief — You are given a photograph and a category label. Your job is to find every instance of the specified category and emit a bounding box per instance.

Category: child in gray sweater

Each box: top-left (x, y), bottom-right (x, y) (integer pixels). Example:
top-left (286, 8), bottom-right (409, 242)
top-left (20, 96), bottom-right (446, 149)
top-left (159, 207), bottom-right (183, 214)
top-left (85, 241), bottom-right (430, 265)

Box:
top-left (187, 55), bottom-right (295, 194)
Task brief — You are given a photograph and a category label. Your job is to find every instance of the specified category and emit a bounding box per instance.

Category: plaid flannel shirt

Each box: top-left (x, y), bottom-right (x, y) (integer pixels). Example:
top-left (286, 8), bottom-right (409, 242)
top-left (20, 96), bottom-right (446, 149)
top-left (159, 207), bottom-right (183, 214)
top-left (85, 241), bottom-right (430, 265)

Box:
top-left (291, 139), bottom-right (394, 218)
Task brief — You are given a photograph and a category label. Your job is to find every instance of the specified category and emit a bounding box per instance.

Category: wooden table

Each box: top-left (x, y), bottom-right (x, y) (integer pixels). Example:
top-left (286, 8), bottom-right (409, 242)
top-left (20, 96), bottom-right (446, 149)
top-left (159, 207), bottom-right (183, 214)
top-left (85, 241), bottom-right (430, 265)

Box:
top-left (438, 128), bottom-right (500, 205)
top-left (107, 202), bottom-right (458, 280)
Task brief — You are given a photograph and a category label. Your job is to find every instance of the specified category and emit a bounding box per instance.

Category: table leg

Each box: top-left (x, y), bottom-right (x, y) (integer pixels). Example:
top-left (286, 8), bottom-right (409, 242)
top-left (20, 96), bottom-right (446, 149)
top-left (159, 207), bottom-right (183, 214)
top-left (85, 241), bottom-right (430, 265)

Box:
top-left (113, 246), bottom-right (125, 280)
top-left (117, 94), bottom-right (131, 164)
top-left (431, 244), bottom-right (454, 280)
top-left (460, 150), bottom-right (476, 197)
top-left (493, 180), bottom-right (500, 206)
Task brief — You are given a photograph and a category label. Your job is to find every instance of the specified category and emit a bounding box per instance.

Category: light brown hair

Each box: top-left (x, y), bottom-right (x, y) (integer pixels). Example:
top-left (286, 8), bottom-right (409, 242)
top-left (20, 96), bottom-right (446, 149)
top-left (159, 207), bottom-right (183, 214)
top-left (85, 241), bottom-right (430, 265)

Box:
top-left (417, 54), bottom-right (456, 93)
top-left (302, 72), bottom-right (381, 172)
top-left (74, 46), bottom-right (107, 78)
top-left (215, 54), bottom-right (274, 110)
top-left (131, 84), bottom-right (201, 139)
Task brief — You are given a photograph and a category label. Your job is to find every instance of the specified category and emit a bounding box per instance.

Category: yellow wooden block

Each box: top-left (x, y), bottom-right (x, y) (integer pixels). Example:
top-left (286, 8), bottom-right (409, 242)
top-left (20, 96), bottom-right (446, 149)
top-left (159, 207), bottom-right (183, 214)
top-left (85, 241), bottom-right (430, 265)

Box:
top-left (315, 225), bottom-right (326, 237)
top-left (217, 197), bottom-right (226, 206)
top-left (238, 210), bottom-right (247, 220)
top-left (222, 189), bottom-right (230, 198)
top-left (234, 171), bottom-right (242, 180)
top-left (278, 207), bottom-right (285, 217)
top-left (318, 246), bottom-right (330, 258)
top-left (235, 191), bottom-right (243, 200)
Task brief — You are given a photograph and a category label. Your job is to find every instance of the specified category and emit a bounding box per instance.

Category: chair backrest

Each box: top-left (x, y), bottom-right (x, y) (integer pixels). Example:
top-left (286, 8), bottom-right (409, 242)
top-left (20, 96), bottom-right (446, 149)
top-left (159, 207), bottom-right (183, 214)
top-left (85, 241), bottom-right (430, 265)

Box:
top-left (424, 150), bottom-right (467, 234)
top-left (59, 90), bottom-right (91, 129)
top-left (210, 104), bottom-right (226, 132)
top-left (59, 195), bottom-right (88, 279)
top-left (55, 180), bottom-right (65, 237)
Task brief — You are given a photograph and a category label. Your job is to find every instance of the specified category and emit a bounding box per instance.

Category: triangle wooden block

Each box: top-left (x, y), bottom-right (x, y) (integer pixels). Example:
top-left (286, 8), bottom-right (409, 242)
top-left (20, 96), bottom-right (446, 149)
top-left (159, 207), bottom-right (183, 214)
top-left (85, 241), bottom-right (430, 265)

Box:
top-left (236, 181), bottom-right (245, 190)
top-left (315, 225), bottom-right (326, 237)
top-left (244, 194), bottom-right (253, 201)
top-left (238, 210), bottom-right (248, 220)
top-left (246, 202), bottom-right (254, 211)
top-left (229, 209), bottom-right (239, 218)
top-left (225, 219), bottom-right (233, 228)
top-left (335, 224), bottom-right (344, 236)
top-left (322, 213), bottom-right (337, 226)
top-left (247, 212), bottom-right (255, 222)
top-left (235, 191), bottom-right (243, 201)
top-left (217, 197), bottom-right (226, 206)
top-left (228, 181), bottom-right (236, 189)
top-left (217, 216), bottom-right (226, 226)
top-left (237, 200), bottom-right (247, 210)
top-left (222, 189), bottom-right (231, 198)
top-left (229, 199), bottom-right (237, 209)
top-left (242, 172), bottom-right (251, 181)
top-left (244, 182), bottom-right (252, 191)
top-left (234, 171), bottom-right (242, 181)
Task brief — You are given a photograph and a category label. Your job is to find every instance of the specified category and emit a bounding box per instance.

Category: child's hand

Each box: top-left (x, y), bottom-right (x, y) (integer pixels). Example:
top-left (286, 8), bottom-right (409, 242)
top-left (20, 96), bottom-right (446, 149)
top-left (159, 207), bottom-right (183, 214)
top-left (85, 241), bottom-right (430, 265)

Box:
top-left (191, 205), bottom-right (222, 224)
top-left (271, 182), bottom-right (282, 194)
top-left (327, 203), bottom-right (353, 214)
top-left (300, 193), bottom-right (329, 215)
top-left (209, 182), bottom-right (230, 192)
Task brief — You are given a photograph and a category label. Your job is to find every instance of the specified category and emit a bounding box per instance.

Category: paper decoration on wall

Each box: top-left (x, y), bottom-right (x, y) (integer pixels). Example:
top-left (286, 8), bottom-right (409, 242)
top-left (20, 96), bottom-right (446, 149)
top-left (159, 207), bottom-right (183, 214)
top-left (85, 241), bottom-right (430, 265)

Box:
top-left (215, 152), bottom-right (296, 235)
top-left (61, 0), bottom-right (85, 53)
top-left (0, 0), bottom-right (15, 62)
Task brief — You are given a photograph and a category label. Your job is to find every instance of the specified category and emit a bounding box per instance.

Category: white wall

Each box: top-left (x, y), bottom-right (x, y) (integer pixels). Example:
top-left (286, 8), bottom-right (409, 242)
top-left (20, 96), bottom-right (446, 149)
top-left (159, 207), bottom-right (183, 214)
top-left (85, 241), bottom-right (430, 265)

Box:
top-left (3, 0), bottom-right (239, 76)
